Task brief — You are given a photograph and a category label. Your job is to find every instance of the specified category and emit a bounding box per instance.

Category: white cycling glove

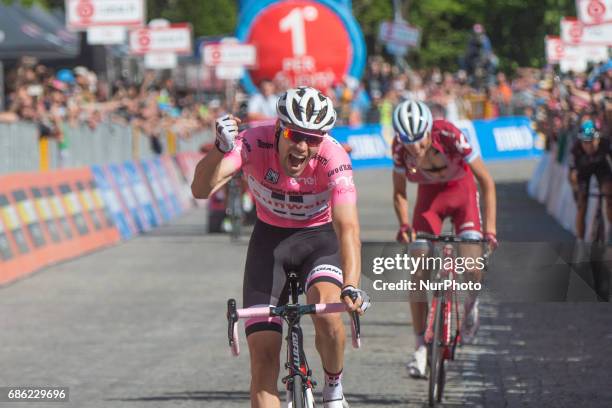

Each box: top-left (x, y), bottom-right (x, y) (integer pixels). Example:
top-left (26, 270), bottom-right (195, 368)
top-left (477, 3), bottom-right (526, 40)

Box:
top-left (341, 285), bottom-right (371, 313)
top-left (214, 114), bottom-right (239, 153)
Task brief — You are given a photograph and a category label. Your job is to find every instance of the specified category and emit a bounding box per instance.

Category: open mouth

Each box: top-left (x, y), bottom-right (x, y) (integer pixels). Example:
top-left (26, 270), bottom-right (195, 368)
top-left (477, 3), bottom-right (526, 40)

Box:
top-left (288, 152), bottom-right (307, 169)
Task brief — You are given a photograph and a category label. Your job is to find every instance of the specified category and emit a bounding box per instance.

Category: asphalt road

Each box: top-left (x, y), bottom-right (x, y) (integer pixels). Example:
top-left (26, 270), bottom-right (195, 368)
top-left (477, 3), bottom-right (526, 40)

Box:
top-left (1, 160), bottom-right (611, 408)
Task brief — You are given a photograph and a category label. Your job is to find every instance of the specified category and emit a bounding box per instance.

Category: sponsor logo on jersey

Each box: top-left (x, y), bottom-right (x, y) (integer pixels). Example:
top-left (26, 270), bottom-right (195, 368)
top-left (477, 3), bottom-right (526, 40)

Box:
top-left (248, 176), bottom-right (330, 220)
top-left (265, 168), bottom-right (279, 184)
top-left (257, 139), bottom-right (273, 149)
top-left (242, 137), bottom-right (252, 152)
top-left (328, 175), bottom-right (354, 188)
top-left (289, 176), bottom-right (317, 186)
top-left (327, 164), bottom-right (352, 178)
top-left (312, 153), bottom-right (329, 166)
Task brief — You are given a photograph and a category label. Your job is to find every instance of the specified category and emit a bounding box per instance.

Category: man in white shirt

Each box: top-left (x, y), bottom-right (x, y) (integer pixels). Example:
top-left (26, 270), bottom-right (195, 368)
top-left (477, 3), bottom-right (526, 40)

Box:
top-left (247, 79), bottom-right (279, 121)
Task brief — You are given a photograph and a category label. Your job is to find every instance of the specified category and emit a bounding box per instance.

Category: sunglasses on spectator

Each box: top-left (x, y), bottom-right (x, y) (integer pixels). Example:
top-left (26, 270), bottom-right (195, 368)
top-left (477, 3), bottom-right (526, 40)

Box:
top-left (281, 127), bottom-right (324, 147)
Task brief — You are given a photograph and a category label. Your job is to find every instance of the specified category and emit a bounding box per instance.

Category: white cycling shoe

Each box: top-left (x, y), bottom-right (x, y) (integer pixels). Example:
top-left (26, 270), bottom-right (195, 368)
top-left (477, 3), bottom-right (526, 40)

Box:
top-left (407, 345), bottom-right (428, 379)
top-left (323, 396), bottom-right (349, 408)
top-left (462, 298), bottom-right (480, 344)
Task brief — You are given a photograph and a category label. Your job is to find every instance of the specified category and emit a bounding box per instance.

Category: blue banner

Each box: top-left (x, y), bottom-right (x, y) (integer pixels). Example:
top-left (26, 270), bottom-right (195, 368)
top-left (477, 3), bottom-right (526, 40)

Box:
top-left (91, 165), bottom-right (133, 240)
top-left (331, 124), bottom-right (393, 169)
top-left (468, 116), bottom-right (542, 161)
top-left (108, 164), bottom-right (148, 233)
top-left (141, 160), bottom-right (172, 222)
top-left (333, 116), bottom-right (542, 169)
top-left (153, 158), bottom-right (182, 217)
top-left (123, 162), bottom-right (160, 228)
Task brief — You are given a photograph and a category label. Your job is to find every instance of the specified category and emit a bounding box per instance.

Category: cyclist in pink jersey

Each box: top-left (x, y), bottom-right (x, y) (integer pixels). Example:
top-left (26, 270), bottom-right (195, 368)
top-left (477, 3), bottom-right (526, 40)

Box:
top-left (192, 86), bottom-right (369, 408)
top-left (391, 100), bottom-right (498, 378)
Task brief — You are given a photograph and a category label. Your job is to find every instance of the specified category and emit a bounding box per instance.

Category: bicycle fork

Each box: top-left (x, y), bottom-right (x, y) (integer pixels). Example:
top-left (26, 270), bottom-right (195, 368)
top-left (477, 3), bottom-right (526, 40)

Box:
top-left (283, 323), bottom-right (315, 406)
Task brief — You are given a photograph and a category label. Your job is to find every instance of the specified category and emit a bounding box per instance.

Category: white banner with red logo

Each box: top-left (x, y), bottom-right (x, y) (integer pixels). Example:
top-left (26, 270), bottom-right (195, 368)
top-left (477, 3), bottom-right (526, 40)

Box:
top-left (66, 0), bottom-right (145, 31)
top-left (546, 34), bottom-right (608, 72)
top-left (545, 36), bottom-right (564, 64)
top-left (560, 17), bottom-right (612, 45)
top-left (576, 0), bottom-right (612, 25)
top-left (203, 43), bottom-right (257, 67)
top-left (129, 24), bottom-right (192, 55)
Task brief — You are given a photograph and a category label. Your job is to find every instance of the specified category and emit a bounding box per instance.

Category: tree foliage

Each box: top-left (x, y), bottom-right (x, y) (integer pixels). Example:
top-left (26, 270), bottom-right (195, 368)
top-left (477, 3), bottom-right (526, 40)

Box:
top-left (146, 0), bottom-right (237, 37)
top-left (354, 0), bottom-right (576, 71)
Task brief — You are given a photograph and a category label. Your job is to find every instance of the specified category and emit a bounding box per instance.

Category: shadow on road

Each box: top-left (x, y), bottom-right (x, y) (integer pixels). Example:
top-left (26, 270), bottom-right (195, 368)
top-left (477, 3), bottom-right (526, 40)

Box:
top-left (111, 390), bottom-right (251, 402)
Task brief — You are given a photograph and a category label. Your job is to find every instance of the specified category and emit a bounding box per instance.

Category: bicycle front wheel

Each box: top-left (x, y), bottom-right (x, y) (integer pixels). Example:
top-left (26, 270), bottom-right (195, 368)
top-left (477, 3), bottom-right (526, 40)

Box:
top-left (428, 298), bottom-right (444, 407)
top-left (291, 375), bottom-right (306, 408)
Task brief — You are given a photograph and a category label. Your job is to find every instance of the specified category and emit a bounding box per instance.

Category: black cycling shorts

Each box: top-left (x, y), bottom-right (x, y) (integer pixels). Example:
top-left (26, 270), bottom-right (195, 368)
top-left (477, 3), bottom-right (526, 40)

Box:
top-left (577, 162), bottom-right (612, 197)
top-left (243, 220), bottom-right (343, 336)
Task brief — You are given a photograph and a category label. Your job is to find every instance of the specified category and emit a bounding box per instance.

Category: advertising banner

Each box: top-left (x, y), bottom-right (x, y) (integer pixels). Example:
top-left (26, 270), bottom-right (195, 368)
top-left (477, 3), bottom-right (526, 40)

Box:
top-left (576, 0), bottom-right (612, 25)
top-left (560, 17), bottom-right (612, 45)
top-left (236, 0), bottom-right (366, 93)
top-left (66, 0), bottom-right (145, 31)
top-left (91, 165), bottom-right (134, 240)
top-left (129, 24), bottom-right (192, 55)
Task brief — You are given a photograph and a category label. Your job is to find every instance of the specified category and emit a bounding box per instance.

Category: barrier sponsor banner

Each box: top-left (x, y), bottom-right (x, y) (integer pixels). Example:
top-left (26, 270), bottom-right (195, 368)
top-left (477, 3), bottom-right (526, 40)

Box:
top-left (123, 162), bottom-right (160, 228)
top-left (0, 169), bottom-right (120, 285)
top-left (30, 187), bottom-right (62, 244)
top-left (153, 158), bottom-right (182, 216)
top-left (160, 155), bottom-right (194, 211)
top-left (332, 118), bottom-right (540, 167)
top-left (0, 212), bottom-right (13, 262)
top-left (108, 164), bottom-right (148, 233)
top-left (91, 165), bottom-right (134, 240)
top-left (331, 124), bottom-right (392, 169)
top-left (175, 152), bottom-right (207, 207)
top-left (140, 160), bottom-right (172, 221)
top-left (470, 117), bottom-right (542, 161)
top-left (0, 191), bottom-right (31, 255)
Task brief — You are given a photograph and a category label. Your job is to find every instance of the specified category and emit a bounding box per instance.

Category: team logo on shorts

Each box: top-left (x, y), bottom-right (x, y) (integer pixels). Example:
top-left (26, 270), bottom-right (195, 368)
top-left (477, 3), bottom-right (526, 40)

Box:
top-left (265, 168), bottom-right (279, 184)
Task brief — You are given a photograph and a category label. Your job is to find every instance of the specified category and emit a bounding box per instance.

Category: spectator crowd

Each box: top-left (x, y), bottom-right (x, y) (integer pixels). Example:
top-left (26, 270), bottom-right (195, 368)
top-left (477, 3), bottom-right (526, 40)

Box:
top-left (0, 57), bottom-right (215, 156)
top-left (1, 53), bottom-right (610, 160)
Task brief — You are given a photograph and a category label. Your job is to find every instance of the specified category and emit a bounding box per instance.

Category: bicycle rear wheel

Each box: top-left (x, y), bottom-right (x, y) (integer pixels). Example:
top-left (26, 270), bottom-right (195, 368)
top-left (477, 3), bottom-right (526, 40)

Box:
top-left (428, 298), bottom-right (444, 407)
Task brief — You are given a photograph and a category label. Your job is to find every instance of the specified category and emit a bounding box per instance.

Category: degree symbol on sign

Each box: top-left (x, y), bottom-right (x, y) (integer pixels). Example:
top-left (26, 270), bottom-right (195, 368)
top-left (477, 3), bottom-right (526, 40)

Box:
top-left (279, 6), bottom-right (319, 57)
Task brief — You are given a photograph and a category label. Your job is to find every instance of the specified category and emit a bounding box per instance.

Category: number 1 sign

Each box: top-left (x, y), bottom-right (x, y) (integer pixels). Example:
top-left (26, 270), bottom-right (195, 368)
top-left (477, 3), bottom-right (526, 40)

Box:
top-left (236, 0), bottom-right (365, 94)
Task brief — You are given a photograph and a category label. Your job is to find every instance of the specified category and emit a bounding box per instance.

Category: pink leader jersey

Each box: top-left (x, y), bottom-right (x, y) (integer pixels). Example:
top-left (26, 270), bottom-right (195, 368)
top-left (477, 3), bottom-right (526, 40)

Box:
top-left (224, 125), bottom-right (357, 228)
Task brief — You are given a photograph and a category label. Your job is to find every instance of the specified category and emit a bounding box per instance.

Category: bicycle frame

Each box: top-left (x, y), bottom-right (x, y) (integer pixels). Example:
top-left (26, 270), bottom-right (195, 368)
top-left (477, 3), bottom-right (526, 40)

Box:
top-left (424, 243), bottom-right (462, 360)
top-left (226, 273), bottom-right (361, 407)
top-left (416, 233), bottom-right (489, 406)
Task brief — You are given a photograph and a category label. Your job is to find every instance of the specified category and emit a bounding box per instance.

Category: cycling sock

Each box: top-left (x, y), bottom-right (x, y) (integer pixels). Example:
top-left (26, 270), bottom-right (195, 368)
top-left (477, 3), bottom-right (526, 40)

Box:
top-left (415, 332), bottom-right (425, 349)
top-left (322, 368), bottom-right (343, 401)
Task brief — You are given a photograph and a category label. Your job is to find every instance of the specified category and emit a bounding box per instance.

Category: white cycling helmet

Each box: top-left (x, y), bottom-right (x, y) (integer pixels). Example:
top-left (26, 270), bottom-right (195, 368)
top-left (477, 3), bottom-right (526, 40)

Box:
top-left (392, 100), bottom-right (433, 144)
top-left (276, 86), bottom-right (337, 134)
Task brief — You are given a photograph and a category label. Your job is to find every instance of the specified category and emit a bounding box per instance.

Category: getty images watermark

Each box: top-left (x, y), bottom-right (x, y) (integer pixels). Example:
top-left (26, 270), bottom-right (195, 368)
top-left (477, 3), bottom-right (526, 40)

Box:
top-left (369, 253), bottom-right (486, 292)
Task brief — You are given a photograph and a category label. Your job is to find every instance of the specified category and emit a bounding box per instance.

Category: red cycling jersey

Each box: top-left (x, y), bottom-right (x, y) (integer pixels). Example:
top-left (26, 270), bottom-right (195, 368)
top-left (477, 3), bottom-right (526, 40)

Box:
top-left (393, 120), bottom-right (482, 236)
top-left (392, 120), bottom-right (478, 184)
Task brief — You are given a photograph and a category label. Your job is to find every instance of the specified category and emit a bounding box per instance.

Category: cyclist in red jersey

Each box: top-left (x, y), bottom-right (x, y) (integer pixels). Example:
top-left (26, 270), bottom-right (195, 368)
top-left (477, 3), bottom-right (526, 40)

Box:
top-left (391, 100), bottom-right (498, 378)
top-left (192, 86), bottom-right (369, 408)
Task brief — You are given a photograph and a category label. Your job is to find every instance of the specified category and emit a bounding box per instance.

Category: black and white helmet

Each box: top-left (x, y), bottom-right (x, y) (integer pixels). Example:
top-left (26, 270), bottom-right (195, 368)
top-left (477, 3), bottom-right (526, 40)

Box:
top-left (392, 100), bottom-right (433, 144)
top-left (276, 86), bottom-right (337, 134)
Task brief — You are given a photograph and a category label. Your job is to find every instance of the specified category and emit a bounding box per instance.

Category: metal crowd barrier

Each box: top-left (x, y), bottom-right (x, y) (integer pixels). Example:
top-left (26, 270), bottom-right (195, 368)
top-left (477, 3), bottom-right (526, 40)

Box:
top-left (0, 121), bottom-right (213, 174)
top-left (0, 122), bottom-right (40, 173)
